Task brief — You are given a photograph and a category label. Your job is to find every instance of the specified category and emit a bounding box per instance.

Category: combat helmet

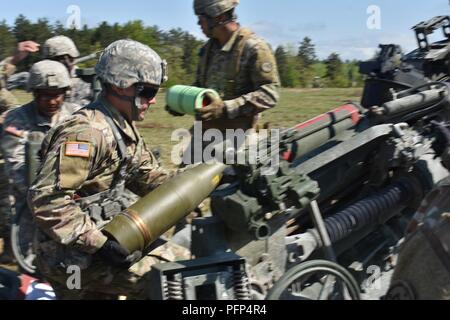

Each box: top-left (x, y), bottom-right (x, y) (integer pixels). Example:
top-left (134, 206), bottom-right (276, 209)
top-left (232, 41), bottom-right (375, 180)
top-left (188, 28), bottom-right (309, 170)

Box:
top-left (95, 39), bottom-right (167, 121)
top-left (43, 35), bottom-right (80, 59)
top-left (194, 0), bottom-right (239, 18)
top-left (95, 39), bottom-right (167, 88)
top-left (27, 60), bottom-right (71, 91)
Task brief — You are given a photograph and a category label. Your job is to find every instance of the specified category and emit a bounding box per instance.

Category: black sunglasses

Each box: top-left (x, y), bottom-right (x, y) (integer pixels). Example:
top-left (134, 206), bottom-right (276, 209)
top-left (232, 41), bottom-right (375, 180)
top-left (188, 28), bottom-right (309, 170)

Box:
top-left (135, 84), bottom-right (159, 100)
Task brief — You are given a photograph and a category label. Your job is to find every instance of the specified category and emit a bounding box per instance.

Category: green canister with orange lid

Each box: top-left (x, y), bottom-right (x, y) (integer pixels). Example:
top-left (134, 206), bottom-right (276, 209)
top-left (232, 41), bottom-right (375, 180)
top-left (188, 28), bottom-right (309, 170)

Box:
top-left (166, 85), bottom-right (220, 116)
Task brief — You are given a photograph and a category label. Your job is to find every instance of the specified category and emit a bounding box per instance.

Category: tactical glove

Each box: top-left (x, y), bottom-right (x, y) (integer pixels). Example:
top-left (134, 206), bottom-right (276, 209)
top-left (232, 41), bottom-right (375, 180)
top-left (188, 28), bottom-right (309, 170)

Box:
top-left (196, 92), bottom-right (226, 121)
top-left (97, 240), bottom-right (142, 269)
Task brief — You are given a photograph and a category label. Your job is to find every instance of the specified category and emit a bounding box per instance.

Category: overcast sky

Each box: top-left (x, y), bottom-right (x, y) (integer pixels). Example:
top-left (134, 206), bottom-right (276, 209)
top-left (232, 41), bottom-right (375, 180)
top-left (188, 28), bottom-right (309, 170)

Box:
top-left (1, 0), bottom-right (450, 60)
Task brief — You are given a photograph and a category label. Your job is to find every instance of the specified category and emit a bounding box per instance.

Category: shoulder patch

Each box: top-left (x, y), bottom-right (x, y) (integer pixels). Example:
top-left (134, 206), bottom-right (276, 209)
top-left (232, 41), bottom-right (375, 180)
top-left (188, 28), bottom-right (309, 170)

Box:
top-left (64, 142), bottom-right (91, 158)
top-left (4, 125), bottom-right (24, 138)
top-left (261, 62), bottom-right (274, 73)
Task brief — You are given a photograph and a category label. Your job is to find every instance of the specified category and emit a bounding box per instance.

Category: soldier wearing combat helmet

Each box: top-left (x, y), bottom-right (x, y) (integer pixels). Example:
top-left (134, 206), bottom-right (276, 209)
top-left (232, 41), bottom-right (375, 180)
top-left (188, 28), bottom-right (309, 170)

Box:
top-left (0, 41), bottom-right (39, 264)
top-left (167, 0), bottom-right (280, 165)
top-left (28, 40), bottom-right (189, 299)
top-left (170, 0), bottom-right (279, 131)
top-left (1, 60), bottom-right (80, 272)
top-left (43, 35), bottom-right (93, 107)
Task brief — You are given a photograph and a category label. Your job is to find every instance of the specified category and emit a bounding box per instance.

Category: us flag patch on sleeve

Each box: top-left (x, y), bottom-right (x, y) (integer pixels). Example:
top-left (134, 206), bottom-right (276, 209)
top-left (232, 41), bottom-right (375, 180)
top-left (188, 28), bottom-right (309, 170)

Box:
top-left (65, 142), bottom-right (91, 158)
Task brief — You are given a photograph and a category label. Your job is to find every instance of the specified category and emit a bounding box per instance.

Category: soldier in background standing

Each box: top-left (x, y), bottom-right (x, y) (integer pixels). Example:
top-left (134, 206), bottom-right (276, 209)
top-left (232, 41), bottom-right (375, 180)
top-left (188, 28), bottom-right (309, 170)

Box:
top-left (167, 0), bottom-right (280, 240)
top-left (1, 60), bottom-right (81, 273)
top-left (43, 35), bottom-right (93, 107)
top-left (193, 0), bottom-right (280, 131)
top-left (0, 41), bottom-right (40, 264)
top-left (167, 0), bottom-right (280, 162)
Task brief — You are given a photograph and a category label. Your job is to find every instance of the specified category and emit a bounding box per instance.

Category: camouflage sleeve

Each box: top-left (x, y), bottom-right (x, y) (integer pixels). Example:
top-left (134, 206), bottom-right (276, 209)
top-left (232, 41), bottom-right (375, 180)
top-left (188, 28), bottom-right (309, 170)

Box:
top-left (1, 111), bottom-right (28, 198)
top-left (224, 41), bottom-right (281, 119)
top-left (0, 57), bottom-right (19, 112)
top-left (0, 57), bottom-right (17, 81)
top-left (68, 77), bottom-right (94, 107)
top-left (28, 119), bottom-right (109, 254)
top-left (126, 141), bottom-right (174, 196)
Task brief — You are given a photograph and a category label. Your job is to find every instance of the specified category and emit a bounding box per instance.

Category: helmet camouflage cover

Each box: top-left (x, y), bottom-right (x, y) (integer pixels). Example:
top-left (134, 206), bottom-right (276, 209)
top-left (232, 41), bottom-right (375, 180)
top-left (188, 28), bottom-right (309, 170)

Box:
top-left (95, 39), bottom-right (168, 88)
top-left (43, 35), bottom-right (80, 59)
top-left (27, 60), bottom-right (71, 91)
top-left (194, 0), bottom-right (239, 18)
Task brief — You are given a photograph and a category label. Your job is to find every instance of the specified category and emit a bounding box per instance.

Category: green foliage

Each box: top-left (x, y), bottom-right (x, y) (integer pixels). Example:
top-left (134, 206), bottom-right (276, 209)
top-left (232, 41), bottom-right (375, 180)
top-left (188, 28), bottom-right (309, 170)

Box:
top-left (0, 17), bottom-right (204, 87)
top-left (0, 20), bottom-right (16, 59)
top-left (298, 37), bottom-right (317, 67)
top-left (276, 38), bottom-right (363, 89)
top-left (325, 53), bottom-right (349, 88)
top-left (1, 16), bottom-right (364, 89)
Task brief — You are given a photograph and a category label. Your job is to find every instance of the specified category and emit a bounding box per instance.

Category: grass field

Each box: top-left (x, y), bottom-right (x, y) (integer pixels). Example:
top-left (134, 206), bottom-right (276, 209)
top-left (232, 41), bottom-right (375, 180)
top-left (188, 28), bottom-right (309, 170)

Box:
top-left (13, 88), bottom-right (363, 167)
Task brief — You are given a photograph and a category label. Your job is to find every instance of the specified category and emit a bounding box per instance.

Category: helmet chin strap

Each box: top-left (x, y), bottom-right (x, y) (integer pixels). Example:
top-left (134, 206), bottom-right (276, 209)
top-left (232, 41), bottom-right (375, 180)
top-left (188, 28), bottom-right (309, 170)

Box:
top-left (109, 89), bottom-right (145, 122)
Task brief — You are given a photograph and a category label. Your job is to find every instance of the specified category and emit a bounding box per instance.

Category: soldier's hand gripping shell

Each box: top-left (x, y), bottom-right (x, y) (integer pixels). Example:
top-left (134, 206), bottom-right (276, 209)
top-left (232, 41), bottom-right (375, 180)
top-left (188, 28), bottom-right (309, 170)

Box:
top-left (96, 240), bottom-right (143, 268)
top-left (196, 92), bottom-right (226, 121)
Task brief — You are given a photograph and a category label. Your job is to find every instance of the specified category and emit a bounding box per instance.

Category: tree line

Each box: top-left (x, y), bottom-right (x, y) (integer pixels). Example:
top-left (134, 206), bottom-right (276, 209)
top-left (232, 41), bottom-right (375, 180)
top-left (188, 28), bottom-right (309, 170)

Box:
top-left (275, 37), bottom-right (364, 88)
top-left (0, 15), bottom-right (364, 88)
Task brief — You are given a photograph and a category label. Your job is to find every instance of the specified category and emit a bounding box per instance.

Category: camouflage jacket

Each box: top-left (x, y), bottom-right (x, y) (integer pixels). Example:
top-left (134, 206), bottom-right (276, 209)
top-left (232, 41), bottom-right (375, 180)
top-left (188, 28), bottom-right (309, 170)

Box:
top-left (67, 69), bottom-right (94, 107)
top-left (196, 27), bottom-right (280, 131)
top-left (1, 101), bottom-right (81, 206)
top-left (0, 57), bottom-right (19, 113)
top-left (0, 57), bottom-right (16, 89)
top-left (28, 97), bottom-right (171, 256)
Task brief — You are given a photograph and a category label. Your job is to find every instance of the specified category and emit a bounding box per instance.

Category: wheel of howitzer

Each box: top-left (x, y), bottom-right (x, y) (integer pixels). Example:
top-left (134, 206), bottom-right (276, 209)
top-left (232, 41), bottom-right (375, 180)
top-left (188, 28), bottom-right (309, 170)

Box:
top-left (11, 212), bottom-right (38, 275)
top-left (267, 260), bottom-right (361, 300)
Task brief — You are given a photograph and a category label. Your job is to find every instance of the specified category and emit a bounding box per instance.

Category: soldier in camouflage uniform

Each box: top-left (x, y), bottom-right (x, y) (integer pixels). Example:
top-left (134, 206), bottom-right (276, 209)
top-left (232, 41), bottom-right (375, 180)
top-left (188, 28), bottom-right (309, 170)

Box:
top-left (194, 0), bottom-right (280, 130)
top-left (0, 41), bottom-right (40, 263)
top-left (1, 60), bottom-right (81, 272)
top-left (386, 177), bottom-right (450, 300)
top-left (43, 35), bottom-right (93, 107)
top-left (168, 0), bottom-right (280, 165)
top-left (28, 40), bottom-right (189, 300)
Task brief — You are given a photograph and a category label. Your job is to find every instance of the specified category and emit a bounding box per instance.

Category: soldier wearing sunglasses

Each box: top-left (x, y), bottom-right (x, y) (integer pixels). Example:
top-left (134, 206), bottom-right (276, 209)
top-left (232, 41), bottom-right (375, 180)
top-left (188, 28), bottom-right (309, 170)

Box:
top-left (28, 40), bottom-right (189, 299)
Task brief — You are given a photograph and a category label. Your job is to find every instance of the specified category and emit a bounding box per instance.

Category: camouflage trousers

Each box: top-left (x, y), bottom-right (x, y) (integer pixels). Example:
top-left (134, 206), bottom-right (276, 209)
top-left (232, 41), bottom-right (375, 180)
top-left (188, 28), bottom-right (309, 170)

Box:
top-left (36, 241), bottom-right (190, 300)
top-left (387, 214), bottom-right (450, 300)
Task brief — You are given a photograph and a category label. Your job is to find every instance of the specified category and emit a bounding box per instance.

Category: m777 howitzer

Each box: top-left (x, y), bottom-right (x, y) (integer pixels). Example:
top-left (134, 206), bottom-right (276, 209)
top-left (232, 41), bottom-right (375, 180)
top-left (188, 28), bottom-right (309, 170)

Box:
top-left (3, 15), bottom-right (448, 301)
top-left (126, 15), bottom-right (450, 301)
top-left (110, 78), bottom-right (448, 300)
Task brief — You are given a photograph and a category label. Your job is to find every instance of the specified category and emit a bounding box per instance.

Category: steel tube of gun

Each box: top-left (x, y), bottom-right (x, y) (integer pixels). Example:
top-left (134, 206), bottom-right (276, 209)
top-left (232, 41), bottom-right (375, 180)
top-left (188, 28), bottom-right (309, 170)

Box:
top-left (382, 89), bottom-right (445, 116)
top-left (103, 162), bottom-right (227, 253)
top-left (284, 104), bottom-right (361, 161)
top-left (74, 51), bottom-right (102, 65)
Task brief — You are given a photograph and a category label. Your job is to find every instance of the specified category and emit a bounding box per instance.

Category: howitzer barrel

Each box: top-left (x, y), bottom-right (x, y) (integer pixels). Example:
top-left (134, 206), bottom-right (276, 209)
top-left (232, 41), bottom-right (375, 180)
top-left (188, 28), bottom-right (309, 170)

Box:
top-left (103, 162), bottom-right (227, 253)
top-left (74, 51), bottom-right (102, 65)
top-left (284, 104), bottom-right (362, 161)
top-left (381, 89), bottom-right (447, 116)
